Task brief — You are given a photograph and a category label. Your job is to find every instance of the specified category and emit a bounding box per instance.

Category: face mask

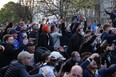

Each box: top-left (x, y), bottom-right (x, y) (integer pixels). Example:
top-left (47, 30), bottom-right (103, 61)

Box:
top-left (22, 33), bottom-right (27, 37)
top-left (80, 32), bottom-right (85, 36)
top-left (55, 63), bottom-right (59, 66)
top-left (76, 57), bottom-right (81, 62)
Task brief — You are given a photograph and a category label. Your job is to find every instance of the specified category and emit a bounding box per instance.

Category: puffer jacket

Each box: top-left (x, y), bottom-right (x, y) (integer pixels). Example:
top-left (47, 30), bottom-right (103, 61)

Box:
top-left (4, 61), bottom-right (43, 77)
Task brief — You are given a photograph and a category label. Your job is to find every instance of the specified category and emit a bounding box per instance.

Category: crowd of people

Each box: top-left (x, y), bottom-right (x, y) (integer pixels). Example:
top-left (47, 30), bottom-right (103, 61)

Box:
top-left (0, 9), bottom-right (116, 77)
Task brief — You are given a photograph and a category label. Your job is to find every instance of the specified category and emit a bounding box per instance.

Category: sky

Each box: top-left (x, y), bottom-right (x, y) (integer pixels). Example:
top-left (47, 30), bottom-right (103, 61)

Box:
top-left (0, 0), bottom-right (18, 9)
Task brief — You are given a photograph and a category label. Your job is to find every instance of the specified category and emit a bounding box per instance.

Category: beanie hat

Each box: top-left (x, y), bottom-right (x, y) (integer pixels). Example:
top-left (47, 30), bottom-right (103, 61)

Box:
top-left (42, 24), bottom-right (49, 32)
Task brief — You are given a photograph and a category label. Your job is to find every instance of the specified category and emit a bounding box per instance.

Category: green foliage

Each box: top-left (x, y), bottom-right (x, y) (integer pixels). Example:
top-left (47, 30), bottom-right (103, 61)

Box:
top-left (37, 0), bottom-right (95, 18)
top-left (0, 1), bottom-right (32, 25)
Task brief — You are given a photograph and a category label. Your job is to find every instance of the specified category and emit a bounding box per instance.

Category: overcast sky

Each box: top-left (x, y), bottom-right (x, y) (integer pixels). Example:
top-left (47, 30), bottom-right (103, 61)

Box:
top-left (0, 0), bottom-right (18, 9)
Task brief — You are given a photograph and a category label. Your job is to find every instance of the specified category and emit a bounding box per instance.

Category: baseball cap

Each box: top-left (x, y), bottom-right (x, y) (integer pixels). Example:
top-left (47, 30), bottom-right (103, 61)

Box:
top-left (18, 51), bottom-right (33, 60)
top-left (10, 29), bottom-right (19, 34)
top-left (49, 51), bottom-right (66, 60)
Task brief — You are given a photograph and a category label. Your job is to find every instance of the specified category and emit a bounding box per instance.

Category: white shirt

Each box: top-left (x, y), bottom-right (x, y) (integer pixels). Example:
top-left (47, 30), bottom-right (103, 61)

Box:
top-left (39, 65), bottom-right (56, 77)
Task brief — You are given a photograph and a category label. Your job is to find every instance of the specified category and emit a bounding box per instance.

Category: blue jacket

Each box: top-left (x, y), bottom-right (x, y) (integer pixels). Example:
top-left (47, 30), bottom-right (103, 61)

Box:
top-left (81, 60), bottom-right (116, 77)
top-left (14, 39), bottom-right (19, 49)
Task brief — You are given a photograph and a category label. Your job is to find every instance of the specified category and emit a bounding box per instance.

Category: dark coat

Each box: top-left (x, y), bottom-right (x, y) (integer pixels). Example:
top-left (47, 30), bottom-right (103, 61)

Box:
top-left (81, 60), bottom-right (116, 77)
top-left (70, 22), bottom-right (79, 34)
top-left (79, 35), bottom-right (96, 54)
top-left (38, 32), bottom-right (54, 51)
top-left (101, 32), bottom-right (116, 44)
top-left (60, 23), bottom-right (72, 46)
top-left (63, 58), bottom-right (77, 72)
top-left (105, 10), bottom-right (116, 25)
top-left (101, 50), bottom-right (116, 67)
top-left (0, 43), bottom-right (25, 68)
top-left (67, 33), bottom-right (83, 56)
top-left (4, 61), bottom-right (43, 77)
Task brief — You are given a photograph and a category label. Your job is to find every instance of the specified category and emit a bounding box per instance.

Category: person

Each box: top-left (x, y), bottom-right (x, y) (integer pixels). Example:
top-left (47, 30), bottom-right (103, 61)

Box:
top-left (79, 30), bottom-right (98, 54)
top-left (10, 29), bottom-right (19, 49)
top-left (70, 19), bottom-right (80, 34)
top-left (105, 9), bottom-right (116, 27)
top-left (63, 51), bottom-right (81, 75)
top-left (18, 29), bottom-right (28, 46)
top-left (67, 27), bottom-right (84, 56)
top-left (28, 24), bottom-right (39, 45)
top-left (101, 24), bottom-right (116, 44)
top-left (27, 42), bottom-right (36, 54)
top-left (4, 51), bottom-right (49, 77)
top-left (107, 64), bottom-right (116, 77)
top-left (50, 25), bottom-right (62, 49)
top-left (69, 65), bottom-right (83, 77)
top-left (81, 53), bottom-right (116, 77)
top-left (39, 51), bottom-right (66, 77)
top-left (0, 34), bottom-right (28, 68)
top-left (101, 43), bottom-right (116, 67)
top-left (26, 42), bottom-right (36, 69)
top-left (38, 24), bottom-right (54, 51)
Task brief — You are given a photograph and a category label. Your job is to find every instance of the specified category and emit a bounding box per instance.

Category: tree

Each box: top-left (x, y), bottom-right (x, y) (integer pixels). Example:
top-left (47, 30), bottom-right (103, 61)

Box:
top-left (13, 2), bottom-right (33, 22)
top-left (0, 1), bottom-right (32, 25)
top-left (18, 0), bottom-right (95, 18)
top-left (36, 0), bottom-right (95, 18)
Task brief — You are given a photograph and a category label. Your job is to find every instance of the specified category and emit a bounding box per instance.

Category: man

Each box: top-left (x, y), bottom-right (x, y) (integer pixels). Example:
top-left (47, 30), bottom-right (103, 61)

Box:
top-left (10, 29), bottom-right (19, 49)
top-left (26, 42), bottom-right (36, 70)
top-left (28, 24), bottom-right (39, 45)
top-left (27, 42), bottom-right (36, 54)
top-left (70, 19), bottom-right (80, 34)
top-left (63, 51), bottom-right (81, 75)
top-left (4, 51), bottom-right (49, 77)
top-left (0, 34), bottom-right (28, 68)
top-left (67, 27), bottom-right (84, 56)
top-left (38, 24), bottom-right (54, 51)
top-left (105, 9), bottom-right (116, 27)
top-left (101, 24), bottom-right (116, 44)
top-left (69, 65), bottom-right (83, 77)
top-left (39, 51), bottom-right (66, 77)
top-left (81, 53), bottom-right (116, 77)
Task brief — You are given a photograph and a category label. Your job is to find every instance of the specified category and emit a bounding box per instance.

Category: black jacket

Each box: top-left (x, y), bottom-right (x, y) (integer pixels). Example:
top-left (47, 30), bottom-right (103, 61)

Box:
top-left (101, 32), bottom-right (116, 44)
top-left (60, 23), bottom-right (72, 46)
top-left (67, 33), bottom-right (83, 56)
top-left (4, 61), bottom-right (43, 77)
top-left (79, 35), bottom-right (96, 54)
top-left (0, 43), bottom-right (25, 68)
top-left (38, 32), bottom-right (54, 51)
top-left (70, 22), bottom-right (79, 34)
top-left (63, 58), bottom-right (77, 72)
top-left (105, 10), bottom-right (116, 23)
